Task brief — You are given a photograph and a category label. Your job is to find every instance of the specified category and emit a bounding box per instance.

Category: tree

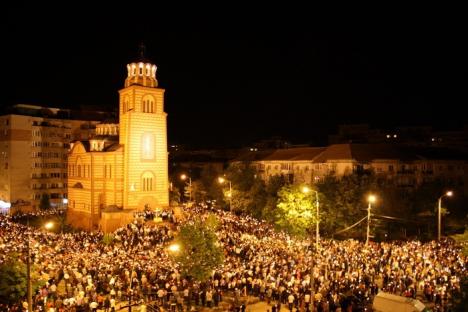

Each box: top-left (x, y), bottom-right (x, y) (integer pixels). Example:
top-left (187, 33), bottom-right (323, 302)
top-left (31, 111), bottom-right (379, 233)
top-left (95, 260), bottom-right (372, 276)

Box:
top-left (317, 173), bottom-right (380, 237)
top-left (0, 254), bottom-right (44, 305)
top-left (275, 184), bottom-right (317, 237)
top-left (102, 233), bottom-right (115, 245)
top-left (171, 215), bottom-right (224, 282)
top-left (222, 162), bottom-right (267, 214)
top-left (39, 194), bottom-right (50, 210)
top-left (197, 165), bottom-right (224, 205)
top-left (170, 187), bottom-right (181, 206)
top-left (262, 175), bottom-right (288, 222)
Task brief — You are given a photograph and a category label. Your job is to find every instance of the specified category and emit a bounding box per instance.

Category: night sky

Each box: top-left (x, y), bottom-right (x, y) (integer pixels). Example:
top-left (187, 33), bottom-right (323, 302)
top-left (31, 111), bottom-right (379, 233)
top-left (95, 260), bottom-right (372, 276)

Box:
top-left (3, 7), bottom-right (467, 148)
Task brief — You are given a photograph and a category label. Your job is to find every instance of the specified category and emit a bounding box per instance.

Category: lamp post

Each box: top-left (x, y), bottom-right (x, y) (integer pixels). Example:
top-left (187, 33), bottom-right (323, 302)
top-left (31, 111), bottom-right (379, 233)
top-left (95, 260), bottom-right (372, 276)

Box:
top-left (218, 177), bottom-right (232, 211)
top-left (366, 195), bottom-right (376, 246)
top-left (26, 217), bottom-right (32, 312)
top-left (302, 186), bottom-right (320, 250)
top-left (26, 220), bottom-right (55, 312)
top-left (437, 191), bottom-right (453, 241)
top-left (180, 174), bottom-right (192, 202)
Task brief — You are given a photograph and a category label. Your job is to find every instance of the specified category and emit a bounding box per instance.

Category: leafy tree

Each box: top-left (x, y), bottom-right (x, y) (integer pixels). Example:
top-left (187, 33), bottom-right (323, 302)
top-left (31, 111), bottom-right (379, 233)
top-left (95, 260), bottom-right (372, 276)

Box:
top-left (262, 175), bottom-right (288, 222)
top-left (222, 162), bottom-right (267, 214)
top-left (102, 233), bottom-right (115, 245)
top-left (169, 187), bottom-right (181, 206)
top-left (171, 215), bottom-right (224, 282)
top-left (317, 173), bottom-right (380, 237)
top-left (39, 194), bottom-right (50, 210)
top-left (191, 180), bottom-right (209, 203)
top-left (0, 254), bottom-right (44, 305)
top-left (0, 255), bottom-right (27, 304)
top-left (275, 184), bottom-right (318, 237)
top-left (451, 228), bottom-right (468, 256)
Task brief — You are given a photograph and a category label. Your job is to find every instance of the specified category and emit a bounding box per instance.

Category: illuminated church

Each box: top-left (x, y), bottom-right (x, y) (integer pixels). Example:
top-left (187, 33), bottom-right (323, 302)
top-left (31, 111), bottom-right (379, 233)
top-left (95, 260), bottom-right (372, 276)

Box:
top-left (67, 49), bottom-right (169, 232)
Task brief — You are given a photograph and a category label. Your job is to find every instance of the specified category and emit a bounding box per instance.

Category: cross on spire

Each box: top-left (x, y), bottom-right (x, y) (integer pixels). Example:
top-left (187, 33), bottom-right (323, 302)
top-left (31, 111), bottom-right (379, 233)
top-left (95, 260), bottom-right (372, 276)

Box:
top-left (138, 42), bottom-right (147, 60)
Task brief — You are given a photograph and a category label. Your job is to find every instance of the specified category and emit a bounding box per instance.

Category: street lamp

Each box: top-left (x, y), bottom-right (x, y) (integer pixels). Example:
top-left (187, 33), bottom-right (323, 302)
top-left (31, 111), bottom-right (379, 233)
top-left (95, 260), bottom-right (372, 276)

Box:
top-left (218, 177), bottom-right (232, 211)
top-left (366, 194), bottom-right (376, 246)
top-left (26, 220), bottom-right (55, 312)
top-left (26, 217), bottom-right (32, 312)
top-left (437, 191), bottom-right (453, 241)
top-left (180, 174), bottom-right (192, 202)
top-left (44, 221), bottom-right (54, 230)
top-left (168, 243), bottom-right (180, 253)
top-left (302, 186), bottom-right (320, 250)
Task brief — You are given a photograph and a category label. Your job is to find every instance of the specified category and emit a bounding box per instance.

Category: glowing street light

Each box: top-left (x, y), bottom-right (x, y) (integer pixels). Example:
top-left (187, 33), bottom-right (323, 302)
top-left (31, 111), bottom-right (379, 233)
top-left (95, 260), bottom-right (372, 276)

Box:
top-left (168, 243), bottom-right (180, 253)
top-left (44, 221), bottom-right (54, 230)
top-left (366, 194), bottom-right (376, 246)
top-left (437, 191), bottom-right (453, 241)
top-left (218, 177), bottom-right (232, 211)
top-left (180, 174), bottom-right (192, 202)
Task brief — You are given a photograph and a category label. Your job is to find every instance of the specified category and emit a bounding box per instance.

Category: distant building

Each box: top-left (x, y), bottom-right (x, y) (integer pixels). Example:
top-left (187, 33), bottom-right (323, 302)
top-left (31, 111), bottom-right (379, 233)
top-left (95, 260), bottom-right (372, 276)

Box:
top-left (67, 52), bottom-right (169, 232)
top-left (0, 104), bottom-right (104, 212)
top-left (236, 144), bottom-right (468, 192)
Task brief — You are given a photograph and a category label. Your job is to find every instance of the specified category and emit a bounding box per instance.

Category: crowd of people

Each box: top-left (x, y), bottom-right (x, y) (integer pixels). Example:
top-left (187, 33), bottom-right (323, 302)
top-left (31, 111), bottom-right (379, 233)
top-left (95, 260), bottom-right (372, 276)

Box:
top-left (0, 203), bottom-right (466, 312)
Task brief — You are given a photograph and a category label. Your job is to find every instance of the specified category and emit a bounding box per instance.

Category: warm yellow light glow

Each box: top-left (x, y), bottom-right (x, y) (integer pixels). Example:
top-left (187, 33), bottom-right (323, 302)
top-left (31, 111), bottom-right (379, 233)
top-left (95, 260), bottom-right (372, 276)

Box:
top-left (181, 174), bottom-right (187, 181)
top-left (302, 186), bottom-right (310, 194)
top-left (144, 135), bottom-right (151, 154)
top-left (168, 244), bottom-right (180, 252)
top-left (218, 177), bottom-right (225, 184)
top-left (227, 192), bottom-right (232, 198)
top-left (446, 191), bottom-right (453, 197)
top-left (368, 195), bottom-right (376, 203)
top-left (44, 222), bottom-right (54, 230)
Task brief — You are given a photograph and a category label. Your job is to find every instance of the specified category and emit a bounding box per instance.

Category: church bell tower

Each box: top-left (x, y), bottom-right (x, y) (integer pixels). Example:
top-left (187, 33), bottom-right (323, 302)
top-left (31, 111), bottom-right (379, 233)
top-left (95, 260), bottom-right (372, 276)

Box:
top-left (119, 44), bottom-right (169, 210)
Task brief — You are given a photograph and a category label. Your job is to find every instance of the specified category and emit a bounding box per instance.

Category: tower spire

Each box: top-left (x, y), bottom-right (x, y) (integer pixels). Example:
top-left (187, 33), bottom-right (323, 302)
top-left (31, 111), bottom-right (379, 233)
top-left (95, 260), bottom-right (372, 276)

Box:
top-left (125, 43), bottom-right (158, 88)
top-left (138, 42), bottom-right (147, 61)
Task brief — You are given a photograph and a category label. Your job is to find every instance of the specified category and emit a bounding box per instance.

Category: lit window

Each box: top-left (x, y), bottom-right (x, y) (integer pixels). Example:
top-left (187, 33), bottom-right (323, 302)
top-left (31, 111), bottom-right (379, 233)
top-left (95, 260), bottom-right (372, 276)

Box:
top-left (141, 133), bottom-right (155, 160)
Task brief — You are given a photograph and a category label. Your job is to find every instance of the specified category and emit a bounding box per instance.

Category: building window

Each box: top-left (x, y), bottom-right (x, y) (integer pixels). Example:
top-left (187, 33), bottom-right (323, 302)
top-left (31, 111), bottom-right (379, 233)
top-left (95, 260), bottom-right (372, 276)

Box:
top-left (104, 164), bottom-right (112, 178)
top-left (143, 177), bottom-right (153, 191)
top-left (142, 172), bottom-right (155, 191)
top-left (142, 96), bottom-right (155, 113)
top-left (141, 132), bottom-right (155, 160)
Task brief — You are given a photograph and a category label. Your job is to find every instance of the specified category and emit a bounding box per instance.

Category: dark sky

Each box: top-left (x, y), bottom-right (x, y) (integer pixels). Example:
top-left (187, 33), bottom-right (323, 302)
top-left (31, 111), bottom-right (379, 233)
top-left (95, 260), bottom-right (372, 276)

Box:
top-left (3, 6), bottom-right (468, 148)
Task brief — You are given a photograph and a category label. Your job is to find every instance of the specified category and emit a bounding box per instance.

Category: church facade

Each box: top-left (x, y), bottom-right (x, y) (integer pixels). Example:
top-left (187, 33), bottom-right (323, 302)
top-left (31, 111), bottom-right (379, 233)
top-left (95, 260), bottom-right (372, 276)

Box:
top-left (67, 56), bottom-right (169, 232)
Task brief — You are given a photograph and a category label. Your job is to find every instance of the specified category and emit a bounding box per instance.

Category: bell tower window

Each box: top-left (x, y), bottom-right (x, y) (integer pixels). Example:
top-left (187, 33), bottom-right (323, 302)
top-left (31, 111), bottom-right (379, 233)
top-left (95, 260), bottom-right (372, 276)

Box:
top-left (142, 96), bottom-right (155, 113)
top-left (141, 132), bottom-right (155, 160)
top-left (142, 172), bottom-right (155, 191)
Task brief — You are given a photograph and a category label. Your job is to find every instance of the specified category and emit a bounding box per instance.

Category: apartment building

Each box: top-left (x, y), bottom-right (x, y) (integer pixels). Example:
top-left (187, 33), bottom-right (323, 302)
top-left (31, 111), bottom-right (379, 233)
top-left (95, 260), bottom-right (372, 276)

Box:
top-left (0, 104), bottom-right (103, 212)
top-left (237, 144), bottom-right (467, 192)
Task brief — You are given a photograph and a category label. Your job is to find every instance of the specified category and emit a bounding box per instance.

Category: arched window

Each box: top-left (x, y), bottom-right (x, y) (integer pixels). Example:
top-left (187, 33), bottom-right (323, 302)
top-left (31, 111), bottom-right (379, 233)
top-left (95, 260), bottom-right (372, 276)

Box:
top-left (142, 95), bottom-right (155, 113)
top-left (72, 182), bottom-right (83, 188)
top-left (141, 132), bottom-right (155, 160)
top-left (123, 96), bottom-right (129, 112)
top-left (141, 172), bottom-right (155, 191)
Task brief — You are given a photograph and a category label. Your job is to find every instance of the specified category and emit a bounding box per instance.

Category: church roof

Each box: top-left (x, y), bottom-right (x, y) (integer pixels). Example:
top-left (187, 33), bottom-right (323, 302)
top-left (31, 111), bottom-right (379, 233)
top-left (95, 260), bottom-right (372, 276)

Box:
top-left (104, 143), bottom-right (123, 152)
